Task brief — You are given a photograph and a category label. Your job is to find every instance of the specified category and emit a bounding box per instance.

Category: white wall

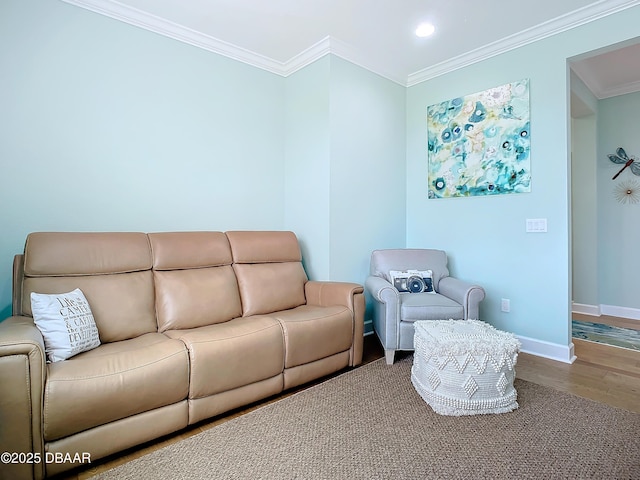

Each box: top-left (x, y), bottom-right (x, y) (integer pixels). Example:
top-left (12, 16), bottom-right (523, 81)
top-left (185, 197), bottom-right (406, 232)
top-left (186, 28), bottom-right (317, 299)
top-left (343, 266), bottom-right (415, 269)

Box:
top-left (405, 5), bottom-right (640, 355)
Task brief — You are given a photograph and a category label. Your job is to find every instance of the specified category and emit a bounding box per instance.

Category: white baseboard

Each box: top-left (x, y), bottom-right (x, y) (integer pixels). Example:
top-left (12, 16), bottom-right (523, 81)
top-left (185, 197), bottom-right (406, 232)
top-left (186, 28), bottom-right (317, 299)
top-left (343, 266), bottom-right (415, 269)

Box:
top-left (365, 320), bottom-right (577, 363)
top-left (517, 335), bottom-right (576, 364)
top-left (571, 303), bottom-right (601, 316)
top-left (572, 302), bottom-right (640, 321)
top-left (601, 304), bottom-right (640, 321)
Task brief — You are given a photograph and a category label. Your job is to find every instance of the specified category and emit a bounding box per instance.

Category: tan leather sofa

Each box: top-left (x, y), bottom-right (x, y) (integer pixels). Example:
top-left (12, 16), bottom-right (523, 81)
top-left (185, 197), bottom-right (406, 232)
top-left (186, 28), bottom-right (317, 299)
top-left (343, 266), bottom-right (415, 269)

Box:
top-left (0, 231), bottom-right (364, 479)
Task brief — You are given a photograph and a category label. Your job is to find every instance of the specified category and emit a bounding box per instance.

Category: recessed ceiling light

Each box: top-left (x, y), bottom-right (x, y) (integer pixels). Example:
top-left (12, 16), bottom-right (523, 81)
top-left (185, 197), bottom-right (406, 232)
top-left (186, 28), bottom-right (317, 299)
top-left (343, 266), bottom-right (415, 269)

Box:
top-left (415, 22), bottom-right (435, 38)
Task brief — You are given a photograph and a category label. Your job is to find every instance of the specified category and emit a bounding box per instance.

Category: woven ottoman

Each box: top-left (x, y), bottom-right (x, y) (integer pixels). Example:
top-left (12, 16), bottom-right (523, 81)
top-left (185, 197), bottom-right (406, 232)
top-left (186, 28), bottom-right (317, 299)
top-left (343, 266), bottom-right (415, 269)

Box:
top-left (411, 319), bottom-right (521, 416)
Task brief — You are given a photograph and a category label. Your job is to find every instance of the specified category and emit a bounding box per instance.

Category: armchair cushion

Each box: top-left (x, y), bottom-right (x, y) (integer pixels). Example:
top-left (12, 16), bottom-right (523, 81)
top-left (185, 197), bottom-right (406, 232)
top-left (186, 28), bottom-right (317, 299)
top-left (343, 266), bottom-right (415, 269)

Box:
top-left (400, 293), bottom-right (464, 321)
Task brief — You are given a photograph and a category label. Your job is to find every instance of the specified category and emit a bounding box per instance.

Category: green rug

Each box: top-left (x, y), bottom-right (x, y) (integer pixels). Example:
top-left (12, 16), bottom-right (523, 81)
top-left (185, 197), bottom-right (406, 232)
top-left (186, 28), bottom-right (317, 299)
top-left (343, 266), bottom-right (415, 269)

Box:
top-left (572, 319), bottom-right (640, 351)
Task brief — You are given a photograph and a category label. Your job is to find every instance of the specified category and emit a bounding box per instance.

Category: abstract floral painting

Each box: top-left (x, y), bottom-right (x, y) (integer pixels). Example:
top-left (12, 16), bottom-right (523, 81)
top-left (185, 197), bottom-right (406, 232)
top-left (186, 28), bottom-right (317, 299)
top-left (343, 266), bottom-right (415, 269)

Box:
top-left (427, 79), bottom-right (531, 198)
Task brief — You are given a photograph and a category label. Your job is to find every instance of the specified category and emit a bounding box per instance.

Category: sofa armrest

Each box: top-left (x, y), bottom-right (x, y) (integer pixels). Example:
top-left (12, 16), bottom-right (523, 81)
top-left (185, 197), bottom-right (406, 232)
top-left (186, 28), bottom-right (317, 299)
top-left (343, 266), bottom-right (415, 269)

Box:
top-left (438, 277), bottom-right (485, 320)
top-left (305, 281), bottom-right (363, 310)
top-left (0, 316), bottom-right (47, 480)
top-left (305, 281), bottom-right (365, 366)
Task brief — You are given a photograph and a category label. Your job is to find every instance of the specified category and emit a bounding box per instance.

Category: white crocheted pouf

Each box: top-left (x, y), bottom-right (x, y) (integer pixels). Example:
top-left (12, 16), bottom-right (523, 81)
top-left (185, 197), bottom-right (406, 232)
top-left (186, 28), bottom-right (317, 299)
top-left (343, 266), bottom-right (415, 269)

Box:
top-left (411, 319), bottom-right (521, 416)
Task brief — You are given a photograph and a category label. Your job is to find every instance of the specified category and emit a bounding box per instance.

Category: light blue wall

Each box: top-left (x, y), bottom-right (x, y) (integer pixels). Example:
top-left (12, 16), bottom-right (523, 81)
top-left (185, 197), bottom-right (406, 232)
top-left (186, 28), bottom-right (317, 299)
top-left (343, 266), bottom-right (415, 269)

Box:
top-left (0, 0), bottom-right (286, 317)
top-left (406, 6), bottom-right (640, 346)
top-left (570, 72), bottom-right (598, 307)
top-left (284, 57), bottom-right (332, 280)
top-left (328, 57), bottom-right (406, 330)
top-left (0, 1), bottom-right (407, 320)
top-left (597, 92), bottom-right (640, 310)
top-left (2, 0), bottom-right (639, 346)
top-left (329, 57), bottom-right (406, 281)
top-left (285, 56), bottom-right (407, 292)
top-left (571, 114), bottom-right (598, 306)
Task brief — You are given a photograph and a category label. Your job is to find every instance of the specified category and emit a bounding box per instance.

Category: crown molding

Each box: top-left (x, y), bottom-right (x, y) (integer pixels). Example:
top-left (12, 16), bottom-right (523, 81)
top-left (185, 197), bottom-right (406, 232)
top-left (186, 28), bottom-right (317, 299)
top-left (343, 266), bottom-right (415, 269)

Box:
top-left (407, 0), bottom-right (640, 87)
top-left (61, 0), bottom-right (289, 75)
top-left (63, 0), bottom-right (640, 87)
top-left (62, 0), bottom-right (407, 84)
top-left (597, 79), bottom-right (640, 99)
top-left (325, 37), bottom-right (407, 86)
top-left (280, 36), bottom-right (331, 77)
top-left (573, 66), bottom-right (640, 99)
top-left (574, 62), bottom-right (640, 98)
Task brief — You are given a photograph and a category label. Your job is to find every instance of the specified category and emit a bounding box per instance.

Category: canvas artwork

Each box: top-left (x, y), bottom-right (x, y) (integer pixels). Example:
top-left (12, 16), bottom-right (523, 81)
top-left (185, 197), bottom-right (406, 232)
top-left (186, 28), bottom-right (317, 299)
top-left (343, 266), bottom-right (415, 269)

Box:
top-left (427, 79), bottom-right (531, 198)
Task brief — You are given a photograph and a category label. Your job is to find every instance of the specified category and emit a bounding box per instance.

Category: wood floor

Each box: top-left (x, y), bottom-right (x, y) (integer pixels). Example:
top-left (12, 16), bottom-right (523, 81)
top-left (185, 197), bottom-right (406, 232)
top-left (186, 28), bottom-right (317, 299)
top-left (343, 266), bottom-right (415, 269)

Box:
top-left (59, 318), bottom-right (640, 479)
top-left (573, 311), bottom-right (640, 331)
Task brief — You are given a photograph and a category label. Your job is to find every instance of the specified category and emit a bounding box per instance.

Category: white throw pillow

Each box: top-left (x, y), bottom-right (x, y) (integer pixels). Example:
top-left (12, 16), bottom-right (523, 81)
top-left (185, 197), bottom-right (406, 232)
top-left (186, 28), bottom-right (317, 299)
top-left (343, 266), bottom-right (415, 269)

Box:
top-left (389, 269), bottom-right (436, 293)
top-left (31, 288), bottom-right (101, 363)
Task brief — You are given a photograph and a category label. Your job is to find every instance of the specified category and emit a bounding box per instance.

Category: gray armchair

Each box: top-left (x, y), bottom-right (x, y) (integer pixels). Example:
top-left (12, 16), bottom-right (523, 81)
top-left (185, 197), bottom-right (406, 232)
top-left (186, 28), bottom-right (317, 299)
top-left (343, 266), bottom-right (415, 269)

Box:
top-left (365, 249), bottom-right (485, 364)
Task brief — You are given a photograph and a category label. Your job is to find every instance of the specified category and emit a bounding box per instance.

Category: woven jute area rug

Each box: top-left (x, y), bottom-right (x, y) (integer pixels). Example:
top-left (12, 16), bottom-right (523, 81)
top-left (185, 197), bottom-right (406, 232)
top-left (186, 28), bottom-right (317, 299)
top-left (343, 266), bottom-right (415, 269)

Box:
top-left (94, 355), bottom-right (640, 479)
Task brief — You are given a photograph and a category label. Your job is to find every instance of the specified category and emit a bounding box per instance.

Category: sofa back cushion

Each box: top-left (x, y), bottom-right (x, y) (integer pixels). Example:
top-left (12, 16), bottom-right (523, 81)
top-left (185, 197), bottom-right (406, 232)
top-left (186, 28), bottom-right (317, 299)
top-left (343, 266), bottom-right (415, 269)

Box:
top-left (21, 232), bottom-right (156, 343)
top-left (226, 231), bottom-right (307, 316)
top-left (150, 232), bottom-right (242, 331)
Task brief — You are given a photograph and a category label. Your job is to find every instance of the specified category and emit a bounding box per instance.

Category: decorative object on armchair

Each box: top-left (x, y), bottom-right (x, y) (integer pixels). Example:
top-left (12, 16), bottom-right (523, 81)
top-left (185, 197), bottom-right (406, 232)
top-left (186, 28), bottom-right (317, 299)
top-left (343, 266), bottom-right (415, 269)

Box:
top-left (365, 249), bottom-right (485, 365)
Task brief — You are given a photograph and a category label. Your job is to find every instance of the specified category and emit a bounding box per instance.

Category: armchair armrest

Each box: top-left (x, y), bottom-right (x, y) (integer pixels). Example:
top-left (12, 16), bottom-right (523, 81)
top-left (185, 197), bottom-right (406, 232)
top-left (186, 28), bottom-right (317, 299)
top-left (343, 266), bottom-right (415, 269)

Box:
top-left (0, 316), bottom-right (47, 480)
top-left (438, 277), bottom-right (485, 320)
top-left (364, 276), bottom-right (399, 304)
top-left (364, 276), bottom-right (402, 359)
top-left (305, 281), bottom-right (365, 366)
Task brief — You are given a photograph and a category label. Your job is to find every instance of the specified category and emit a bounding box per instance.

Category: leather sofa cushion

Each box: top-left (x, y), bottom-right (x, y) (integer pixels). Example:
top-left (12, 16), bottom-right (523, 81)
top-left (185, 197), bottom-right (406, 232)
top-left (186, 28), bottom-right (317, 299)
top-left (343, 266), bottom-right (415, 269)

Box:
top-left (23, 232), bottom-right (152, 276)
top-left (154, 266), bottom-right (242, 331)
top-left (21, 232), bottom-right (157, 342)
top-left (149, 232), bottom-right (232, 270)
top-left (226, 230), bottom-right (301, 263)
top-left (23, 271), bottom-right (157, 343)
top-left (227, 231), bottom-right (308, 316)
top-left (43, 333), bottom-right (188, 441)
top-left (166, 316), bottom-right (284, 398)
top-left (150, 232), bottom-right (242, 330)
top-left (400, 293), bottom-right (464, 321)
top-left (272, 305), bottom-right (354, 368)
top-left (233, 263), bottom-right (307, 316)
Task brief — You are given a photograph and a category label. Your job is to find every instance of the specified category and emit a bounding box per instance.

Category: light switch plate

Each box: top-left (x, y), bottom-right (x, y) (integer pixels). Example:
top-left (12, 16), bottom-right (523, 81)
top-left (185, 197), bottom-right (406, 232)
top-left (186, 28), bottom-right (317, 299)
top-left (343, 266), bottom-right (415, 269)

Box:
top-left (526, 218), bottom-right (547, 233)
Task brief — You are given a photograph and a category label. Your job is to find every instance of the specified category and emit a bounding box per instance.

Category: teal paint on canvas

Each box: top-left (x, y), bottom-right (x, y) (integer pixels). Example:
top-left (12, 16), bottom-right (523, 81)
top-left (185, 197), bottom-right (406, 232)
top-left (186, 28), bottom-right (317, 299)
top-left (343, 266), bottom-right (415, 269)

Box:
top-left (427, 79), bottom-right (531, 198)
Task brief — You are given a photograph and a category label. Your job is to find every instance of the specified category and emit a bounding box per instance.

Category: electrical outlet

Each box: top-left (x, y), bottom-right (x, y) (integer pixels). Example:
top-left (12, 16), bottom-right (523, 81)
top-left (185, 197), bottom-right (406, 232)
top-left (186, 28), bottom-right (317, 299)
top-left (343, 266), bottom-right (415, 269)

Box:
top-left (501, 298), bottom-right (511, 313)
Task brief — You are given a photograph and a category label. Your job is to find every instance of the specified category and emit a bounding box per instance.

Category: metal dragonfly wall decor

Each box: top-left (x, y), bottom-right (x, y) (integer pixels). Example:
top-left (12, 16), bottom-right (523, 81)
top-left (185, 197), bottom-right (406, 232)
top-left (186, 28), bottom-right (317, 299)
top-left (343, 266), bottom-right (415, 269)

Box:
top-left (608, 147), bottom-right (640, 180)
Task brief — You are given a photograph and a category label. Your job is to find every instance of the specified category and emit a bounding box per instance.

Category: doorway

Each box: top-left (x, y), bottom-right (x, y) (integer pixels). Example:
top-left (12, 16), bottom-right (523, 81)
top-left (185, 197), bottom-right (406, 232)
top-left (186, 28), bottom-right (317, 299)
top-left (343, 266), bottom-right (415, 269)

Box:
top-left (568, 38), bottom-right (640, 349)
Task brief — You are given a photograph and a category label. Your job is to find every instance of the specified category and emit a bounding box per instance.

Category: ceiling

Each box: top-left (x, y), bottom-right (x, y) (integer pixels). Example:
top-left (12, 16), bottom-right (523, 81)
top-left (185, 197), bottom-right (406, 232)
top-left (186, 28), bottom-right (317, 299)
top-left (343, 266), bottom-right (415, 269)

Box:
top-left (570, 40), bottom-right (640, 99)
top-left (64, 0), bottom-right (640, 91)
